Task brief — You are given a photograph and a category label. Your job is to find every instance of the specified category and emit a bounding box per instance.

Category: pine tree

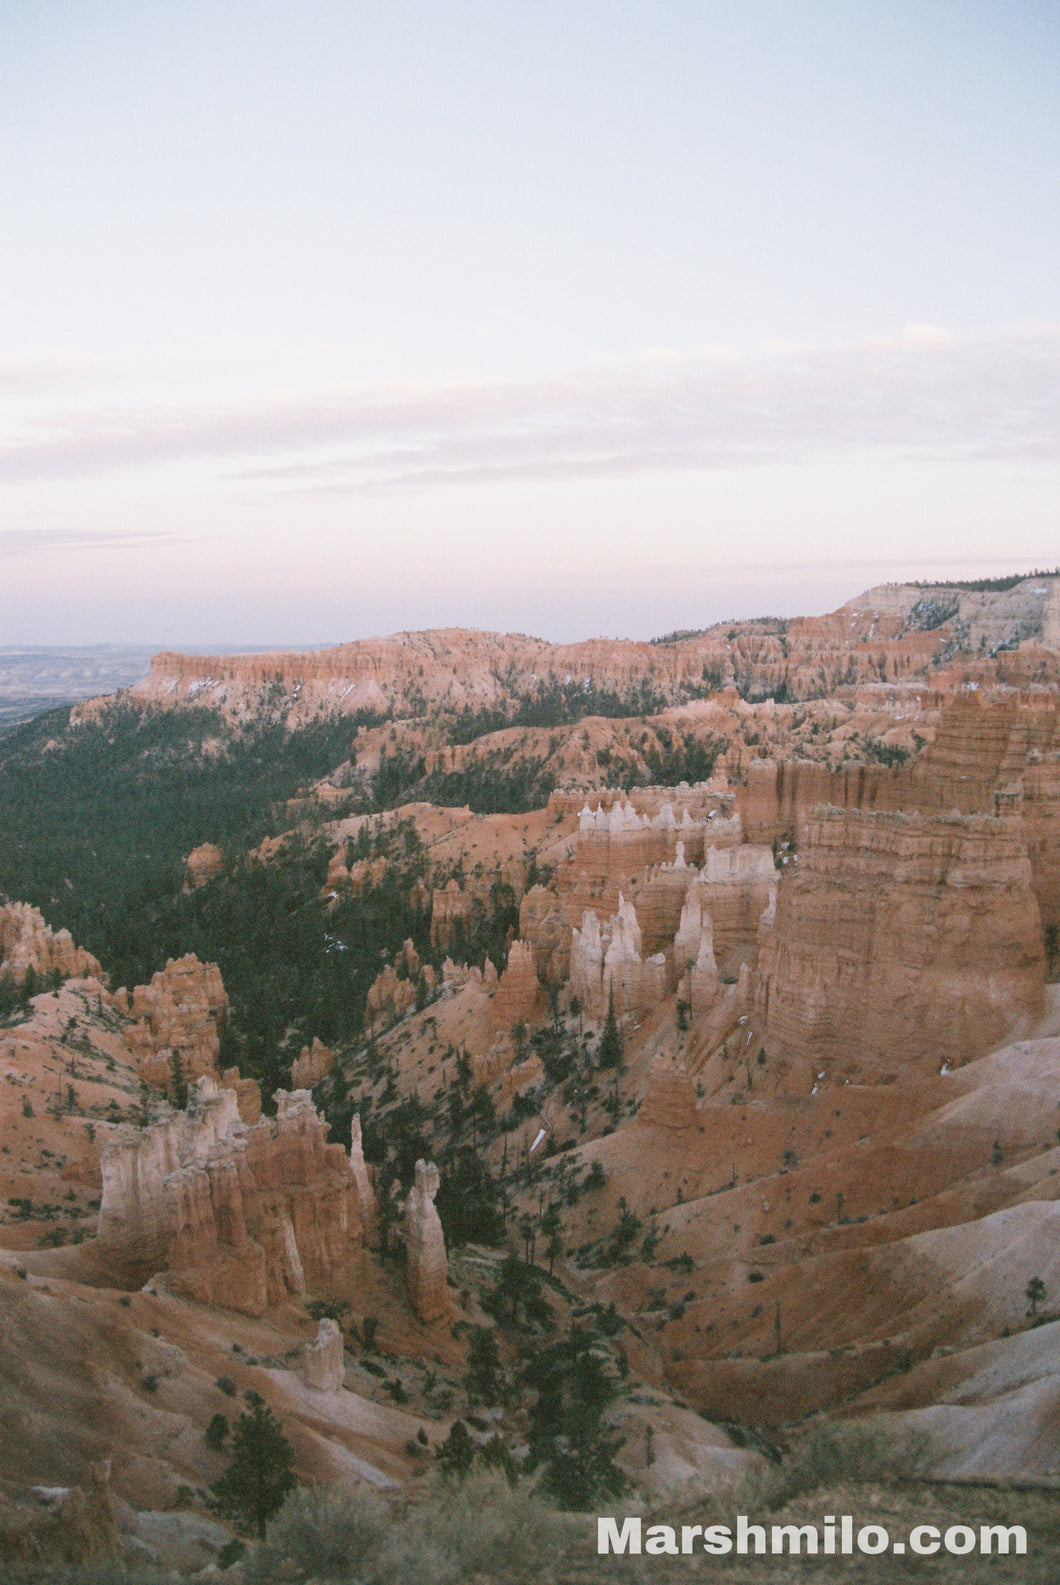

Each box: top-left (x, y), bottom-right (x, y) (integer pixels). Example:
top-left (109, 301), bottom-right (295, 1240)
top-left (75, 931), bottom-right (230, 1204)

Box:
top-left (212, 1392), bottom-right (296, 1539)
top-left (598, 985), bottom-right (623, 1071)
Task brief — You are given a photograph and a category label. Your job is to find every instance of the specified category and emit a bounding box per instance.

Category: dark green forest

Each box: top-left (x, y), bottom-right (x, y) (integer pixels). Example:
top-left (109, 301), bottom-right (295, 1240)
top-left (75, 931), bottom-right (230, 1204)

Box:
top-left (0, 688), bottom-right (721, 1113)
top-left (0, 702), bottom-right (431, 1092)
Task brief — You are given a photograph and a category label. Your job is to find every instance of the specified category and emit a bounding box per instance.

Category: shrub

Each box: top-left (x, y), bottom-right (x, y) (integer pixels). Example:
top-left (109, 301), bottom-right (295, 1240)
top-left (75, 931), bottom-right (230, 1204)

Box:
top-left (244, 1484), bottom-right (386, 1584)
top-left (778, 1418), bottom-right (936, 1500)
top-left (373, 1471), bottom-right (569, 1585)
top-left (205, 1412), bottom-right (229, 1451)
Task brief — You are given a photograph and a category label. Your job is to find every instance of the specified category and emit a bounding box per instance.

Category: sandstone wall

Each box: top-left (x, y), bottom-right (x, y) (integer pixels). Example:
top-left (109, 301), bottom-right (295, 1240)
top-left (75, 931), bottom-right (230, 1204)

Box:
top-left (739, 691), bottom-right (1060, 942)
top-left (757, 807), bottom-right (1046, 1080)
top-left (0, 902), bottom-right (104, 987)
top-left (490, 939), bottom-right (544, 1032)
top-left (97, 1079), bottom-right (364, 1314)
top-left (128, 578), bottom-right (1059, 724)
top-left (118, 955), bottom-right (228, 1089)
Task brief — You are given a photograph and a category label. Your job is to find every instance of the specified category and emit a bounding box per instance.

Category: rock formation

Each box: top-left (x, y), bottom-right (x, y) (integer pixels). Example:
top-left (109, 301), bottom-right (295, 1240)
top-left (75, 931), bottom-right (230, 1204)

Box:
top-left (366, 941), bottom-right (433, 1025)
top-left (758, 806), bottom-right (1046, 1079)
top-left (430, 878), bottom-right (473, 950)
top-left (739, 690), bottom-right (1060, 941)
top-left (221, 1066), bottom-right (262, 1123)
top-left (291, 1037), bottom-right (334, 1090)
top-left (304, 1317), bottom-right (345, 1391)
top-left (490, 939), bottom-right (544, 1032)
top-left (349, 1114), bottom-right (378, 1248)
top-left (97, 1078), bottom-right (364, 1314)
top-left (403, 1159), bottom-right (448, 1323)
top-left (638, 1054), bottom-right (698, 1130)
top-left (569, 895), bottom-right (668, 1020)
top-left (118, 955), bottom-right (228, 1089)
top-left (182, 843), bottom-right (224, 890)
top-left (0, 902), bottom-right (104, 986)
top-left (518, 884), bottom-right (572, 984)
top-left (126, 577), bottom-right (1060, 725)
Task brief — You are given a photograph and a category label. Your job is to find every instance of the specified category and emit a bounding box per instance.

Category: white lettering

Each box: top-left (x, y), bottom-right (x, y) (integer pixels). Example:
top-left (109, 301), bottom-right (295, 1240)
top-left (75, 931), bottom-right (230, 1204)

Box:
top-left (980, 1525), bottom-right (1026, 1556)
top-left (771, 1523), bottom-right (819, 1555)
top-left (646, 1525), bottom-right (679, 1555)
top-left (945, 1525), bottom-right (977, 1556)
top-left (736, 1516), bottom-right (767, 1555)
top-left (597, 1516), bottom-right (641, 1555)
top-left (857, 1524), bottom-right (889, 1555)
top-left (910, 1525), bottom-right (939, 1555)
top-left (680, 1524), bottom-right (702, 1553)
top-left (701, 1524), bottom-right (732, 1556)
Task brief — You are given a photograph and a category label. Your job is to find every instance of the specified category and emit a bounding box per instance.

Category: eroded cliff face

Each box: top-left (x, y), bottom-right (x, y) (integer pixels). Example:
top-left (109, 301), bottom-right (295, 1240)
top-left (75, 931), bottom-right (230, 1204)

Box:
top-left (97, 1078), bottom-right (363, 1314)
top-left (117, 955), bottom-right (229, 1090)
top-left (120, 576), bottom-right (1060, 724)
top-left (757, 807), bottom-right (1046, 1080)
top-left (0, 902), bottom-right (104, 987)
top-left (739, 689), bottom-right (1060, 940)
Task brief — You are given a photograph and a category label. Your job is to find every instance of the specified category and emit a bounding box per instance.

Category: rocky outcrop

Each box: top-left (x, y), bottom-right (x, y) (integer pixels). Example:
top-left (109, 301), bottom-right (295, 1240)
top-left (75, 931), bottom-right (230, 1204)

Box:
top-left (403, 1159), bottom-right (448, 1323)
top-left (221, 1066), bottom-right (262, 1124)
top-left (638, 1055), bottom-right (698, 1130)
top-left (365, 941), bottom-right (434, 1025)
top-left (349, 1115), bottom-right (378, 1248)
top-left (291, 1037), bottom-right (334, 1090)
top-left (518, 884), bottom-right (572, 984)
top-left (0, 902), bottom-right (104, 987)
top-left (182, 843), bottom-right (224, 890)
top-left (126, 578), bottom-right (1060, 724)
top-left (304, 1317), bottom-right (345, 1391)
top-left (430, 879), bottom-right (471, 950)
top-left (97, 1078), bottom-right (364, 1314)
top-left (569, 895), bottom-right (668, 1021)
top-left (118, 956), bottom-right (228, 1089)
top-left (490, 940), bottom-right (544, 1032)
top-left (758, 807), bottom-right (1046, 1080)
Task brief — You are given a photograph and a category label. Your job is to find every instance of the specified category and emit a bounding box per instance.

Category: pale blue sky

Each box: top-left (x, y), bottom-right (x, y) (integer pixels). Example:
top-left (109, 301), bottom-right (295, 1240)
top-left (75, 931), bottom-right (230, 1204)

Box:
top-left (2, 1), bottom-right (1058, 645)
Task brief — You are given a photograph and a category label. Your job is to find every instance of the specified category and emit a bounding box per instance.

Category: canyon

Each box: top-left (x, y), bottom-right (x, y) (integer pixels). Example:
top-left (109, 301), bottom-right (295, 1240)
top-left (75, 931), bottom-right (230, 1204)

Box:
top-left (1, 573), bottom-right (1059, 1571)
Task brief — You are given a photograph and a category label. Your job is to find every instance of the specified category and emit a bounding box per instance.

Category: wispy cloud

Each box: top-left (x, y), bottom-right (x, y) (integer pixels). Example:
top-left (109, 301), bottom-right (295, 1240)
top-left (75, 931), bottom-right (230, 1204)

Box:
top-left (0, 526), bottom-right (179, 560)
top-left (3, 326), bottom-right (1058, 492)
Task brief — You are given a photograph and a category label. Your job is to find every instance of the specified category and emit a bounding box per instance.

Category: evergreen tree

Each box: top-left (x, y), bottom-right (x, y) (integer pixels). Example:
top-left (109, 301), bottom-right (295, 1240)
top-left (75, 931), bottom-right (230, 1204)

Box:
top-left (212, 1393), bottom-right (297, 1539)
top-left (524, 1325), bottom-right (626, 1509)
top-left (598, 985), bottom-right (623, 1070)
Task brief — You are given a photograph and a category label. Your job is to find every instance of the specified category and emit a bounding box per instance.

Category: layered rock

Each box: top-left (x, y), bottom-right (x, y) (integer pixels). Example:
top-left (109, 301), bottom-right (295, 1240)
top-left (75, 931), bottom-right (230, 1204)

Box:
top-left (0, 902), bottom-right (104, 986)
top-left (695, 846), bottom-right (777, 975)
top-left (569, 895), bottom-right (668, 1021)
top-left (638, 1055), bottom-right (698, 1130)
top-left (127, 577), bottom-right (1060, 724)
top-left (97, 1078), bottom-right (363, 1314)
top-left (490, 940), bottom-right (544, 1032)
top-left (291, 1037), bottom-right (334, 1090)
top-left (758, 807), bottom-right (1046, 1080)
top-left (304, 1317), bottom-right (345, 1391)
top-left (403, 1159), bottom-right (448, 1323)
top-left (118, 956), bottom-right (228, 1089)
top-left (518, 884), bottom-right (572, 984)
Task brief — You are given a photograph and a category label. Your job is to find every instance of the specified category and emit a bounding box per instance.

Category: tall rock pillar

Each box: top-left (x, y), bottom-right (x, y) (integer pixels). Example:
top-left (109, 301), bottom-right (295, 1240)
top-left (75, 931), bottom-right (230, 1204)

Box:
top-left (404, 1159), bottom-right (449, 1323)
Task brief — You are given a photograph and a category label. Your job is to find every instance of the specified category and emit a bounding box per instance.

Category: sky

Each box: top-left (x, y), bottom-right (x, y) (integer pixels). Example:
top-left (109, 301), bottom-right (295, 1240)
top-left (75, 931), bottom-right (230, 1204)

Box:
top-left (2, 0), bottom-right (1058, 649)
